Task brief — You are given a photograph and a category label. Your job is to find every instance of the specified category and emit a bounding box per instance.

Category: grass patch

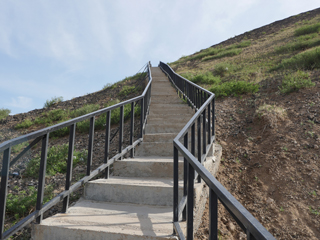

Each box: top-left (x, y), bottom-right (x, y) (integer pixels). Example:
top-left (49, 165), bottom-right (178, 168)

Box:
top-left (275, 35), bottom-right (320, 53)
top-left (44, 96), bottom-right (63, 108)
top-left (6, 185), bottom-right (54, 219)
top-left (209, 81), bottom-right (259, 97)
top-left (119, 86), bottom-right (141, 97)
top-left (294, 23), bottom-right (320, 36)
top-left (24, 144), bottom-right (87, 178)
top-left (15, 119), bottom-right (33, 129)
top-left (279, 71), bottom-right (315, 94)
top-left (181, 72), bottom-right (221, 85)
top-left (202, 49), bottom-right (242, 61)
top-left (274, 47), bottom-right (320, 70)
top-left (0, 108), bottom-right (11, 120)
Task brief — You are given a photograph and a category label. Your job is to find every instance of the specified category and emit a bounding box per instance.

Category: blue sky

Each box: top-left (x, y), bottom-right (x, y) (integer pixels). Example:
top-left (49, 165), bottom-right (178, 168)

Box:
top-left (0, 0), bottom-right (319, 115)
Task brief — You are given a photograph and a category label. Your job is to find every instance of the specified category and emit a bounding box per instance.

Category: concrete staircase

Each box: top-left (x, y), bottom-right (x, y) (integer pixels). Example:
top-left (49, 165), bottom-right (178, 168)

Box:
top-left (32, 67), bottom-right (220, 240)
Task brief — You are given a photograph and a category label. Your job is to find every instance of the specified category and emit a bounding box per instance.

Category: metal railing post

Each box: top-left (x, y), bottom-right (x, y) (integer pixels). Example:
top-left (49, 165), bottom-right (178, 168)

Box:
top-left (62, 124), bottom-right (76, 213)
top-left (104, 111), bottom-right (111, 178)
top-left (187, 161), bottom-right (194, 240)
top-left (209, 189), bottom-right (218, 240)
top-left (130, 102), bottom-right (135, 158)
top-left (183, 133), bottom-right (188, 221)
top-left (140, 98), bottom-right (144, 138)
top-left (173, 146), bottom-right (179, 232)
top-left (119, 105), bottom-right (124, 157)
top-left (36, 134), bottom-right (49, 223)
top-left (0, 148), bottom-right (11, 238)
top-left (197, 116), bottom-right (201, 183)
top-left (86, 117), bottom-right (95, 176)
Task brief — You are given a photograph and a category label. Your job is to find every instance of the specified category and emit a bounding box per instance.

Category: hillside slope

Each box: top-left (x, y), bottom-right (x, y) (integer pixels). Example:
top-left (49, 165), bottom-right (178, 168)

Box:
top-left (170, 8), bottom-right (320, 240)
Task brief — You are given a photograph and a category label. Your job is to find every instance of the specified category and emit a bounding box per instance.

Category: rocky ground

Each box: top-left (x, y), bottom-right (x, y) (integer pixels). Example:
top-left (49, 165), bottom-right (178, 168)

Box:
top-left (196, 75), bottom-right (320, 239)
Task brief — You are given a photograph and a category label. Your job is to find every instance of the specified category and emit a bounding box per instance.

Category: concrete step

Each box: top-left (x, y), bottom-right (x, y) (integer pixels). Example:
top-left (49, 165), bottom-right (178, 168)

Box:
top-left (135, 142), bottom-right (199, 157)
top-left (32, 198), bottom-right (181, 240)
top-left (143, 133), bottom-right (177, 142)
top-left (84, 177), bottom-right (183, 206)
top-left (147, 115), bottom-right (193, 123)
top-left (149, 103), bottom-right (190, 110)
top-left (149, 108), bottom-right (194, 116)
top-left (113, 157), bottom-right (184, 179)
top-left (145, 123), bottom-right (186, 134)
top-left (150, 98), bottom-right (185, 104)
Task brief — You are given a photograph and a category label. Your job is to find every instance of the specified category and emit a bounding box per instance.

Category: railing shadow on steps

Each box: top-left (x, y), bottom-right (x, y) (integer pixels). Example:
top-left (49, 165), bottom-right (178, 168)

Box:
top-left (159, 62), bottom-right (276, 240)
top-left (0, 62), bottom-right (153, 240)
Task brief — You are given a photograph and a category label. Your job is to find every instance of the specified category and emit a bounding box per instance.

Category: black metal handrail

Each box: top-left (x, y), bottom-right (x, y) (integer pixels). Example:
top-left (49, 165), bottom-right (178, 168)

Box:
top-left (159, 62), bottom-right (275, 240)
top-left (0, 63), bottom-right (153, 240)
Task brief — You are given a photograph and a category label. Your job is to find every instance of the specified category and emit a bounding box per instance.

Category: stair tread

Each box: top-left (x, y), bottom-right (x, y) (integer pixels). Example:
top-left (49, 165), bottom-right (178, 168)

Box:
top-left (37, 198), bottom-right (180, 239)
top-left (88, 176), bottom-right (183, 187)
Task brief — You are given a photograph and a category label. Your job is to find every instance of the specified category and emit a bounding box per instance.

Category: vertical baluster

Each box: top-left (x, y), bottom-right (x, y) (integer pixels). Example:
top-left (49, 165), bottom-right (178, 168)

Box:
top-left (183, 133), bottom-right (188, 221)
top-left (62, 124), bottom-right (76, 213)
top-left (208, 102), bottom-right (211, 144)
top-left (130, 102), bottom-right (135, 158)
top-left (173, 146), bottom-right (179, 224)
top-left (209, 189), bottom-right (218, 240)
top-left (197, 116), bottom-right (201, 183)
top-left (200, 90), bottom-right (203, 106)
top-left (187, 161), bottom-right (194, 240)
top-left (0, 147), bottom-right (11, 238)
top-left (191, 123), bottom-right (195, 156)
top-left (36, 134), bottom-right (49, 223)
top-left (202, 108), bottom-right (206, 155)
top-left (212, 98), bottom-right (215, 139)
top-left (246, 229), bottom-right (256, 240)
top-left (140, 98), bottom-right (144, 138)
top-left (104, 111), bottom-right (111, 179)
top-left (87, 117), bottom-right (95, 176)
top-left (119, 106), bottom-right (124, 157)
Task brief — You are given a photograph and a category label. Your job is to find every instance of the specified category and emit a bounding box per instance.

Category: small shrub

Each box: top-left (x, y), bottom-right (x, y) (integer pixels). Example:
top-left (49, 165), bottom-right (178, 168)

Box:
top-left (70, 104), bottom-right (100, 118)
top-left (294, 23), bottom-right (320, 36)
top-left (181, 72), bottom-right (221, 85)
top-left (24, 144), bottom-right (87, 178)
top-left (209, 81), bottom-right (259, 97)
top-left (0, 108), bottom-right (10, 120)
top-left (15, 119), bottom-right (33, 129)
top-left (44, 96), bottom-right (63, 108)
top-left (279, 71), bottom-right (315, 94)
top-left (119, 86), bottom-right (137, 97)
top-left (213, 63), bottom-right (233, 77)
top-left (275, 37), bottom-right (320, 54)
top-left (275, 47), bottom-right (320, 70)
top-left (6, 185), bottom-right (54, 218)
top-left (255, 104), bottom-right (287, 128)
top-left (103, 83), bottom-right (113, 90)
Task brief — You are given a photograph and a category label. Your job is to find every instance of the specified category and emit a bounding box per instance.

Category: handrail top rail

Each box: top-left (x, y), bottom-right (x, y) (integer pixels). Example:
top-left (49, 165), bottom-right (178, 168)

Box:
top-left (159, 61), bottom-right (213, 96)
top-left (0, 64), bottom-right (153, 153)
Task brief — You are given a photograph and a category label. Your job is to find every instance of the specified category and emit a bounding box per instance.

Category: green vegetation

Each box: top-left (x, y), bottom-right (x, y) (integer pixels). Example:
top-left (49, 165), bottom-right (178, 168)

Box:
top-left (119, 85), bottom-right (141, 97)
top-left (44, 96), bottom-right (63, 108)
top-left (15, 99), bottom-right (141, 137)
top-left (24, 144), bottom-right (87, 178)
top-left (181, 72), bottom-right (221, 85)
top-left (209, 81), bottom-right (259, 98)
top-left (202, 49), bottom-right (242, 61)
top-left (279, 71), bottom-right (315, 93)
top-left (294, 23), bottom-right (320, 36)
top-left (275, 47), bottom-right (320, 70)
top-left (275, 34), bottom-right (320, 53)
top-left (0, 108), bottom-right (10, 120)
top-left (174, 40), bottom-right (251, 63)
top-left (309, 206), bottom-right (320, 215)
top-left (6, 185), bottom-right (54, 219)
top-left (11, 142), bottom-right (28, 153)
